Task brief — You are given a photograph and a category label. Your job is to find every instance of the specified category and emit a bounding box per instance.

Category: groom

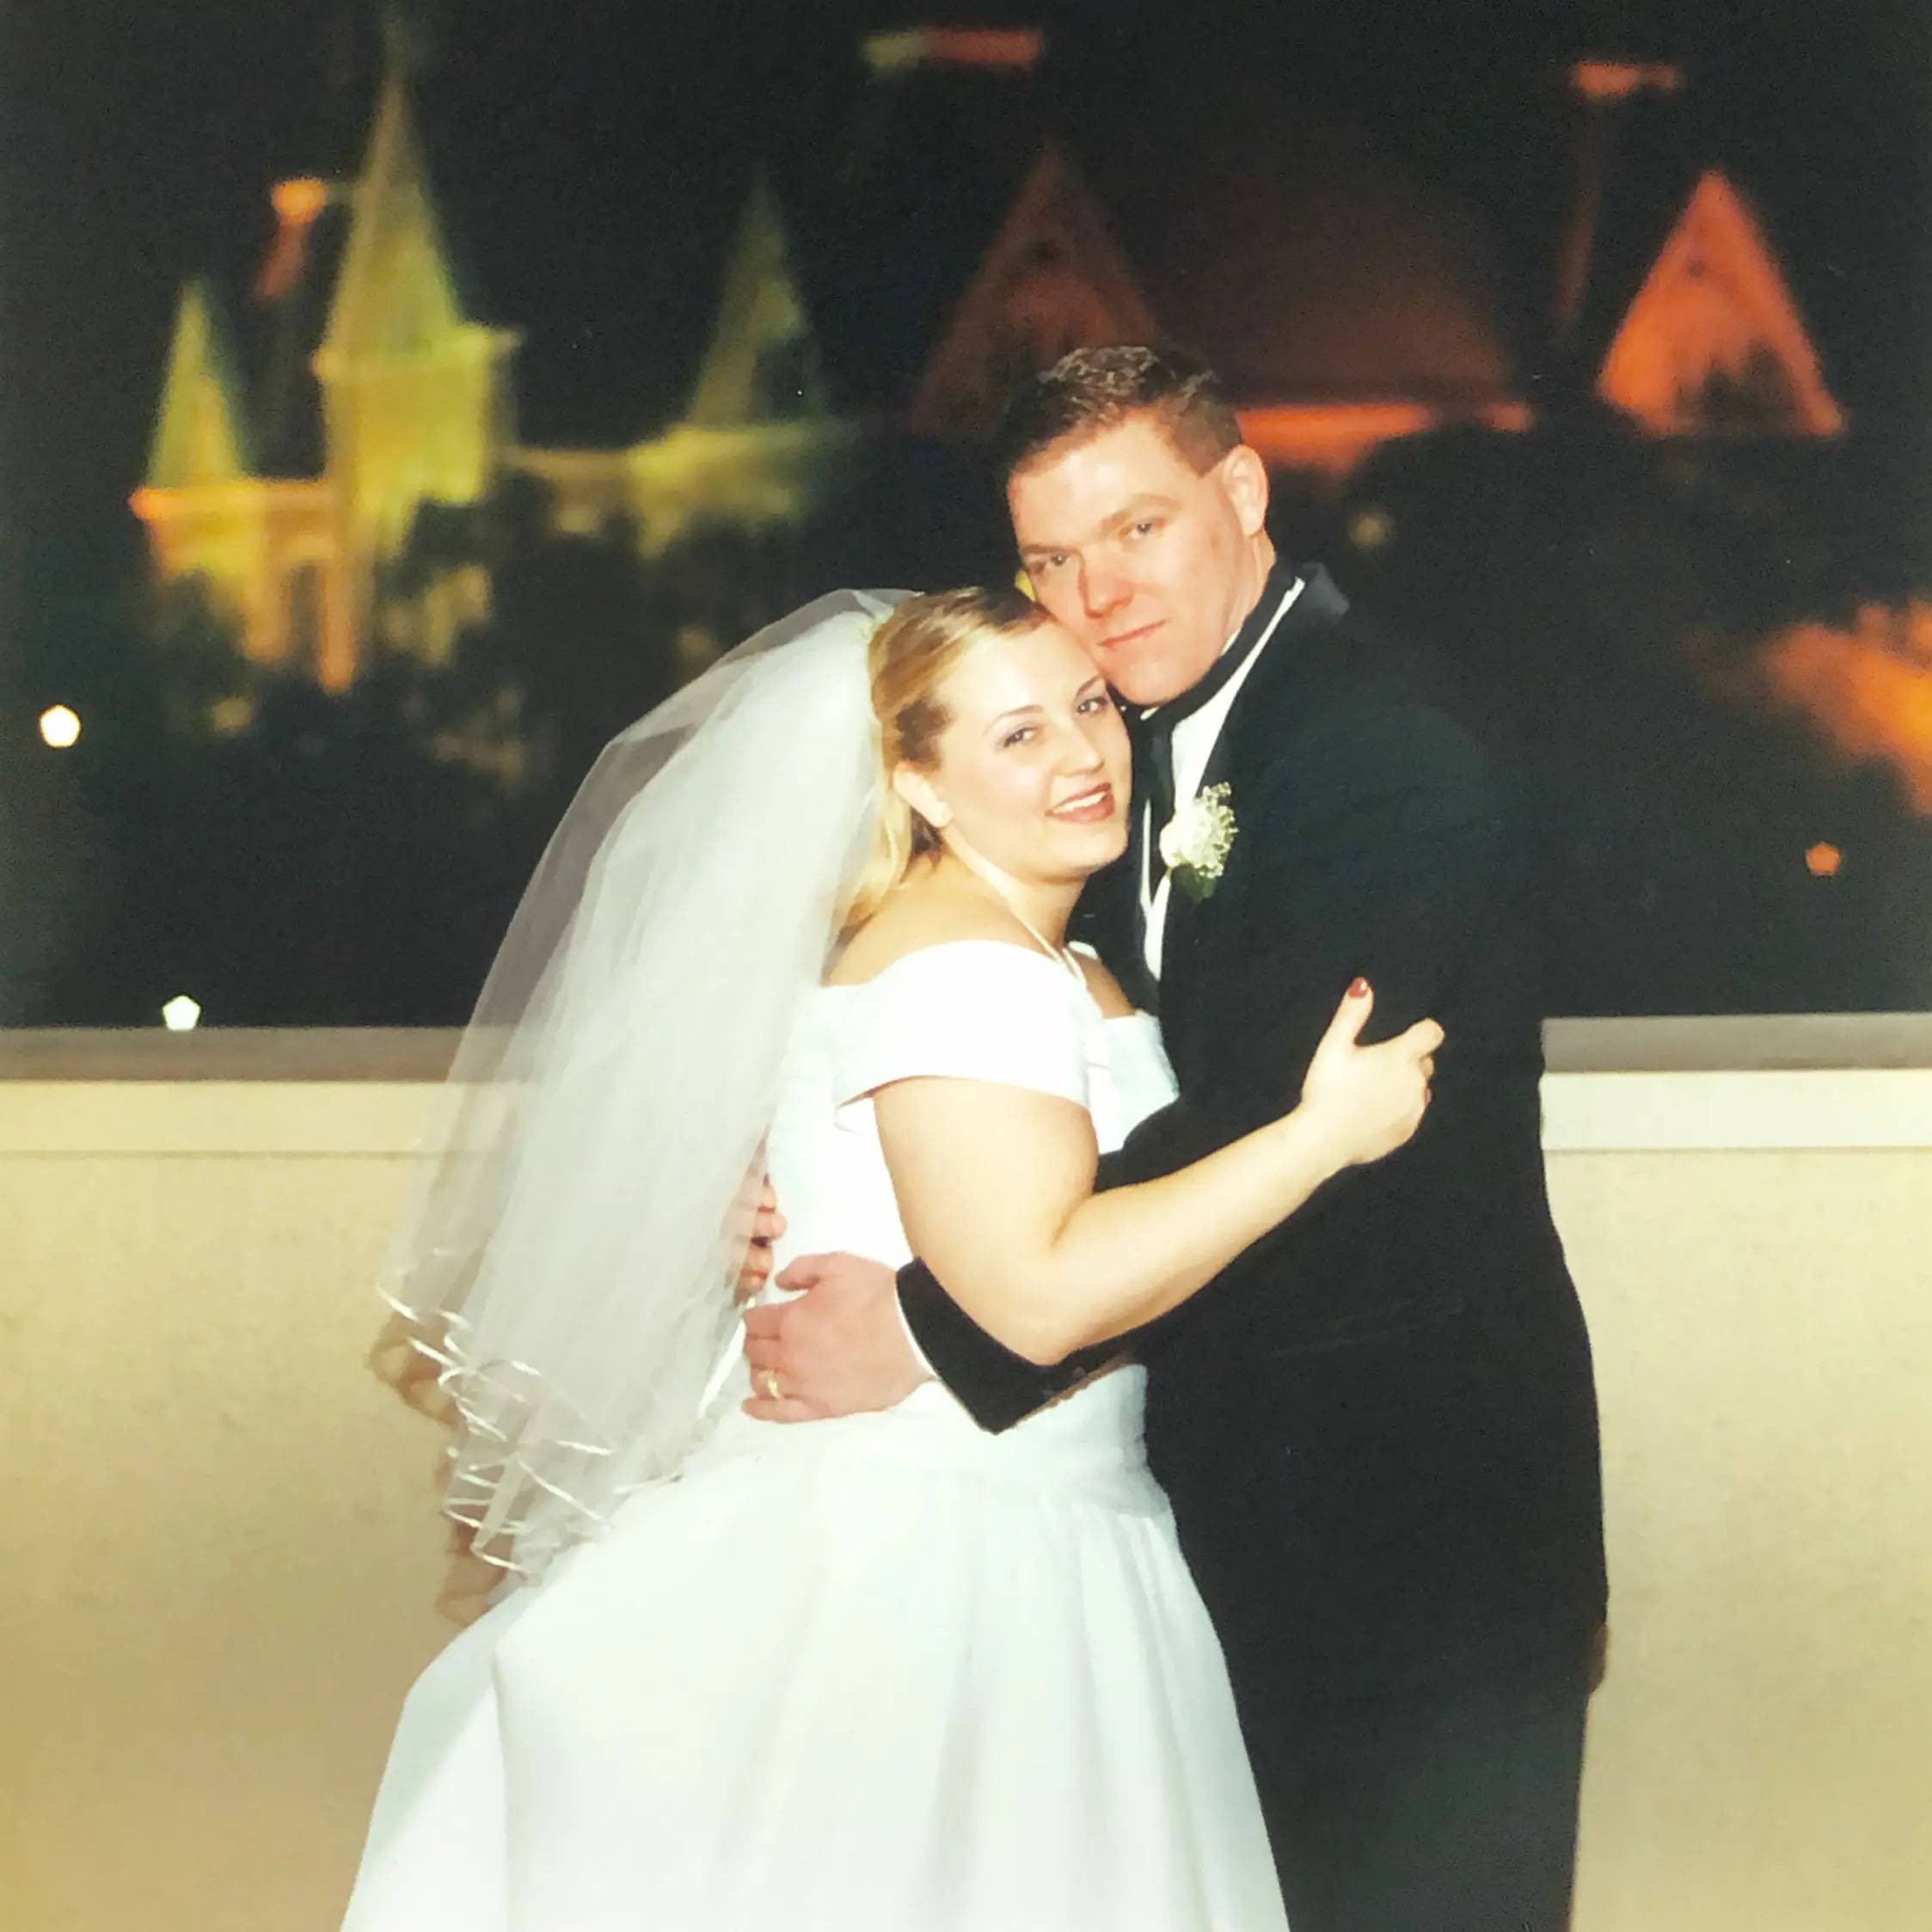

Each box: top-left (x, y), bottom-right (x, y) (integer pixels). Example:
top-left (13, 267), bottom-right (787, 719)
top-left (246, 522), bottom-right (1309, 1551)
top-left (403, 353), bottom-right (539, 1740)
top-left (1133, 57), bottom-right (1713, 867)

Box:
top-left (745, 347), bottom-right (1606, 1931)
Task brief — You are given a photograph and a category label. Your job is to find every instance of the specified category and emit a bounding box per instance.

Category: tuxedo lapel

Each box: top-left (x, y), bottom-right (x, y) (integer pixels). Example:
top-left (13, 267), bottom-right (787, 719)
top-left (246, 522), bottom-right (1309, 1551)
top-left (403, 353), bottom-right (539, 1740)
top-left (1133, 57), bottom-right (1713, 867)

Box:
top-left (1153, 566), bottom-right (1352, 1062)
top-left (1095, 567), bottom-right (1353, 1026)
top-left (1200, 564), bottom-right (1348, 794)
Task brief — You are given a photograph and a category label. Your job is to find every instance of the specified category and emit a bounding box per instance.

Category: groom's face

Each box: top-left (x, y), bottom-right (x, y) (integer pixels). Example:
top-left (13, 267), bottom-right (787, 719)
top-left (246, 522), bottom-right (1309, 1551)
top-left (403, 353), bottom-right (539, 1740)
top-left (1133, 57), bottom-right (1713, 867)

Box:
top-left (1008, 413), bottom-right (1271, 707)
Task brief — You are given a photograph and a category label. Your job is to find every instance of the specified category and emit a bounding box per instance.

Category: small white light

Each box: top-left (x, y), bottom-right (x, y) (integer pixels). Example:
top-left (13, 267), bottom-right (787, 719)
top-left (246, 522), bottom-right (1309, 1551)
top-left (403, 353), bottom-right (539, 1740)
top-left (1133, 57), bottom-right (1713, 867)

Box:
top-left (162, 996), bottom-right (202, 1032)
top-left (39, 704), bottom-right (82, 749)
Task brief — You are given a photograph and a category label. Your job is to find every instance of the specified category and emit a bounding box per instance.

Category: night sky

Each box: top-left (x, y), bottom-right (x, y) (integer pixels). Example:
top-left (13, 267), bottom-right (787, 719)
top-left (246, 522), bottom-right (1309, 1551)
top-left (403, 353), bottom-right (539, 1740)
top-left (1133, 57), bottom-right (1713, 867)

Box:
top-left (3, 0), bottom-right (1928, 608)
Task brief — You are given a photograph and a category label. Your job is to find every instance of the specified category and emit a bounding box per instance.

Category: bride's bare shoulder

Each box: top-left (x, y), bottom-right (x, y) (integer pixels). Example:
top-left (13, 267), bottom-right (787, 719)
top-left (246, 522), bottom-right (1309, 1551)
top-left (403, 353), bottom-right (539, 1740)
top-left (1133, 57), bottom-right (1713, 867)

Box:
top-left (825, 880), bottom-right (1040, 987)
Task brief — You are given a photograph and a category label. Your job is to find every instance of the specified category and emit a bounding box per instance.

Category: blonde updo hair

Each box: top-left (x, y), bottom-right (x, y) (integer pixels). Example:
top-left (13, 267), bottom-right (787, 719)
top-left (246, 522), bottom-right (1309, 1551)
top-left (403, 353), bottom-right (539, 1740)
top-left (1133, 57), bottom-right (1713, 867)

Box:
top-left (841, 585), bottom-right (1050, 935)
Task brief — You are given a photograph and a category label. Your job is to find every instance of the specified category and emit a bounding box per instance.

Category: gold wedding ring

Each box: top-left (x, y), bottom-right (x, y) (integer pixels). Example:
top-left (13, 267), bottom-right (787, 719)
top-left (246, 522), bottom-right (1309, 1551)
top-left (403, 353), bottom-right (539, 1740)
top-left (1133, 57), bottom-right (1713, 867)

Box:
top-left (761, 1368), bottom-right (783, 1402)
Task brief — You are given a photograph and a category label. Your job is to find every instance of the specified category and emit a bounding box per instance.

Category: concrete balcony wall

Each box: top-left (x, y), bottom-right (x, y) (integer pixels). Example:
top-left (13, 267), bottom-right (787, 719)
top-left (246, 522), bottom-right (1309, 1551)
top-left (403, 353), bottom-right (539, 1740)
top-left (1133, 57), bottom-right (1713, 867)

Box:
top-left (3, 1022), bottom-right (1929, 1932)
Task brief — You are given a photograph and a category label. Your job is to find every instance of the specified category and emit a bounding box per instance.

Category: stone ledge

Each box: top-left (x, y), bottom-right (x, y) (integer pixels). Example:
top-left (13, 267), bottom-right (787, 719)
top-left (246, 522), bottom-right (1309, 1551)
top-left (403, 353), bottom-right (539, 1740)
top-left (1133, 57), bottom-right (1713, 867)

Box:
top-left (4, 1015), bottom-right (1930, 1083)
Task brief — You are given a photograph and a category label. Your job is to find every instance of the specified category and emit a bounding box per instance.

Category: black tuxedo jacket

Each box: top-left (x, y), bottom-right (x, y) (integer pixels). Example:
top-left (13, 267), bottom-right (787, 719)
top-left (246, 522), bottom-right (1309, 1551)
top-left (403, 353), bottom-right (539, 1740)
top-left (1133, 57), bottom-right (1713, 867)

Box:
top-left (902, 565), bottom-right (1607, 1719)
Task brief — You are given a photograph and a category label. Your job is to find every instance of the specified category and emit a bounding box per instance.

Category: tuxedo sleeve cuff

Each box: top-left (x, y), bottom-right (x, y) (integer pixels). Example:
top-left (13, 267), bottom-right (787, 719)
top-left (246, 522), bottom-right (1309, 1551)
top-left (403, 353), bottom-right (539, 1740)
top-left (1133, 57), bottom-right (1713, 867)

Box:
top-left (897, 1258), bottom-right (1084, 1433)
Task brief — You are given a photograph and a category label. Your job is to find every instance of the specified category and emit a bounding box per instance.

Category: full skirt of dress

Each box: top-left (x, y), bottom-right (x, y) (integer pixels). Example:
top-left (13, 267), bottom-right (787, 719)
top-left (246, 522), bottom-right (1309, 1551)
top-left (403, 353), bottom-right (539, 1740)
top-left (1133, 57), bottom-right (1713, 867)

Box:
top-left (340, 1370), bottom-right (1288, 1931)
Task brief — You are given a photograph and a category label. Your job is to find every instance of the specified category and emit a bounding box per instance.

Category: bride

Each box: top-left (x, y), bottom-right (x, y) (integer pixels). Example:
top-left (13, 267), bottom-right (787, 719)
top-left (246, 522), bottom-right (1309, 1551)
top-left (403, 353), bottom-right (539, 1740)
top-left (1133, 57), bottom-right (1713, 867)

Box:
top-left (343, 587), bottom-right (1440, 1931)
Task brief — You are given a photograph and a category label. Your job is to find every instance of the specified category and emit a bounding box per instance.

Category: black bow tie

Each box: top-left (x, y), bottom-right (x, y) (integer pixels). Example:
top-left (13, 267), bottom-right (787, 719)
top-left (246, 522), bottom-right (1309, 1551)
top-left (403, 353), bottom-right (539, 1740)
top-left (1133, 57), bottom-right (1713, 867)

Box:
top-left (1138, 565), bottom-right (1300, 887)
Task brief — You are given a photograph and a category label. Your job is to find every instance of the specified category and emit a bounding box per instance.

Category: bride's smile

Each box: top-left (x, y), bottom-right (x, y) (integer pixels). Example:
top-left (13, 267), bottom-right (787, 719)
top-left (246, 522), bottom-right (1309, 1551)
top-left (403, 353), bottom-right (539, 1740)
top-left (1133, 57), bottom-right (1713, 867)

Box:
top-left (1050, 781), bottom-right (1116, 823)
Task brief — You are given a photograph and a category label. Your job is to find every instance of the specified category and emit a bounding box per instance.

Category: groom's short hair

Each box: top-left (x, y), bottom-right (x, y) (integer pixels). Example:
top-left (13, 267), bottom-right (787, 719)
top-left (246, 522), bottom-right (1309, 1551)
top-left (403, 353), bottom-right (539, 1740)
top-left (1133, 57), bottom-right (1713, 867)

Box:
top-left (992, 346), bottom-right (1243, 480)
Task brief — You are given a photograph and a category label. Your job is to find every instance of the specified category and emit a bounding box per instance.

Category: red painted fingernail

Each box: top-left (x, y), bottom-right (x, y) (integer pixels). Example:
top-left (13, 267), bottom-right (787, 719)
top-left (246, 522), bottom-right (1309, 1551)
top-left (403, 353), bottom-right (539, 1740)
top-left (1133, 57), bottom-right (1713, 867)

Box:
top-left (1348, 978), bottom-right (1370, 998)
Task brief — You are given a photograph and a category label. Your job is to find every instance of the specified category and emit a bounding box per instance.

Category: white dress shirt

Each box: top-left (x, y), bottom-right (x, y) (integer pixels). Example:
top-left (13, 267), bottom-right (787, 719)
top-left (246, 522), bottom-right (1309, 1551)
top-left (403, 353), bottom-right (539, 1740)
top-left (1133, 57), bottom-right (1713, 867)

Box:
top-left (1139, 576), bottom-right (1303, 980)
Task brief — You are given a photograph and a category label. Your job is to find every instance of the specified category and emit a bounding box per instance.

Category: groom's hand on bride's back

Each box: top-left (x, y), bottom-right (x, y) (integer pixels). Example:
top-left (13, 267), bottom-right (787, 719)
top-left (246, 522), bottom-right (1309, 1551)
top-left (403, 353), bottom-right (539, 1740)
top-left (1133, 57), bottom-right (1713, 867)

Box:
top-left (741, 1254), bottom-right (930, 1423)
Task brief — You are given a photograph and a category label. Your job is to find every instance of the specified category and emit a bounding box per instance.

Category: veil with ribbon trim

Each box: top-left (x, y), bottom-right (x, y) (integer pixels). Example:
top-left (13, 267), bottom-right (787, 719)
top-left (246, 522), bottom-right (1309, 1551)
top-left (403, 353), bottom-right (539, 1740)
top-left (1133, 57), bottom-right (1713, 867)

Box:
top-left (372, 589), bottom-right (908, 1585)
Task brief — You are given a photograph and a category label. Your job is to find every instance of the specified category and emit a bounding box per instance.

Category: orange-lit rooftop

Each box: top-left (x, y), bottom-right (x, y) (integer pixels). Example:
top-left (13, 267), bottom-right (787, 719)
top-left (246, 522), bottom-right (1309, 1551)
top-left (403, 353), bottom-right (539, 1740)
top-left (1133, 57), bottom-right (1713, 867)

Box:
top-left (862, 27), bottom-right (1044, 75)
top-left (1567, 58), bottom-right (1684, 104)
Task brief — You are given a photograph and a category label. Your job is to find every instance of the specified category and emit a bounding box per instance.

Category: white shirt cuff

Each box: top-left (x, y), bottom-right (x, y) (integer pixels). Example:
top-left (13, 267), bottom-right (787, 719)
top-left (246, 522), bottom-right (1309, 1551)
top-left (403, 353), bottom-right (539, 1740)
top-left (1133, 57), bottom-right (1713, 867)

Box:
top-left (894, 1287), bottom-right (935, 1377)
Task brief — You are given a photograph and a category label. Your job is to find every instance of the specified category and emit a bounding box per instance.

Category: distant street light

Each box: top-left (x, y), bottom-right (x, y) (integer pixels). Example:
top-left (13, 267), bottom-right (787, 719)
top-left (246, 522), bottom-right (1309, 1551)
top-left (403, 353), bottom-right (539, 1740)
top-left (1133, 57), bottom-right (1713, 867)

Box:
top-left (39, 705), bottom-right (82, 749)
top-left (162, 996), bottom-right (203, 1032)
top-left (1805, 842), bottom-right (1843, 879)
top-left (1348, 506), bottom-right (1395, 552)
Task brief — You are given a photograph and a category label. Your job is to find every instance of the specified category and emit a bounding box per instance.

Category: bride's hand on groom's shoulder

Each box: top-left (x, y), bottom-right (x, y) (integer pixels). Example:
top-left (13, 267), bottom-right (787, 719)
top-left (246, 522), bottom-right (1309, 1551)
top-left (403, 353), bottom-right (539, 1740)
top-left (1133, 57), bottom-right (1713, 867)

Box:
top-left (741, 1253), bottom-right (929, 1423)
top-left (1298, 980), bottom-right (1443, 1170)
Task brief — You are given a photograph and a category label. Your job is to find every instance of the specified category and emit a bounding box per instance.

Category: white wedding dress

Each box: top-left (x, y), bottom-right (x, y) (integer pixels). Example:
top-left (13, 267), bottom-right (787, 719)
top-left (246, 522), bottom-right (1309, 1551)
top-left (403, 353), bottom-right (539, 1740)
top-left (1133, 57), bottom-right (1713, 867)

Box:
top-left (341, 940), bottom-right (1288, 1931)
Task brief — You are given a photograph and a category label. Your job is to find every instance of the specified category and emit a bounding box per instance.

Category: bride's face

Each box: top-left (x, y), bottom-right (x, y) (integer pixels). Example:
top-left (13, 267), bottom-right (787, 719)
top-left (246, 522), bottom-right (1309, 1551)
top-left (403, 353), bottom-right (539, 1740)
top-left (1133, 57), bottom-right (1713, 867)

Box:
top-left (903, 619), bottom-right (1132, 884)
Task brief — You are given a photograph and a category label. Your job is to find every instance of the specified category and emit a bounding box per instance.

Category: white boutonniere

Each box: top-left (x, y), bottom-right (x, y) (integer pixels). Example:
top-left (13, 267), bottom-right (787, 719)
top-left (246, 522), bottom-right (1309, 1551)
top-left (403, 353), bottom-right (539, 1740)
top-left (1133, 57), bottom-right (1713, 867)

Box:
top-left (1158, 782), bottom-right (1238, 903)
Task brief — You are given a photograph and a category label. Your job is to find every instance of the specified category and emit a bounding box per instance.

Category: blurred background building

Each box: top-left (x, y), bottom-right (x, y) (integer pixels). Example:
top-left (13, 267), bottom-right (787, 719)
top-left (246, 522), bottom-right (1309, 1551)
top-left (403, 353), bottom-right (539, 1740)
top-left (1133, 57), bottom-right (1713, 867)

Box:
top-left (7, 3), bottom-right (1929, 1024)
top-left (135, 31), bottom-right (1846, 690)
